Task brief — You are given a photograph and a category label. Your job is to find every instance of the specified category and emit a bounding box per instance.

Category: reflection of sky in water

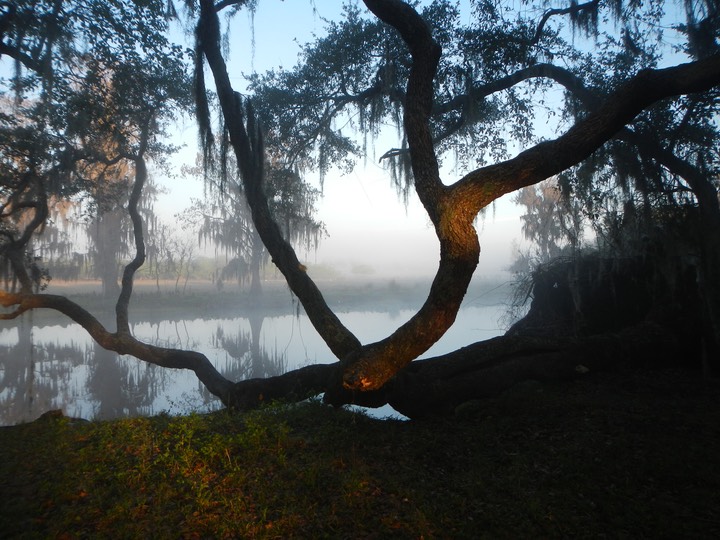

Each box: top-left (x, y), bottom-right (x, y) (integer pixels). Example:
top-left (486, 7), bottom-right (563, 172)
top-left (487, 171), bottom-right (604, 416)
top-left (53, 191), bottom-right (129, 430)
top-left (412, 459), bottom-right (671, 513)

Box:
top-left (0, 303), bottom-right (506, 425)
top-left (0, 326), bottom-right (18, 344)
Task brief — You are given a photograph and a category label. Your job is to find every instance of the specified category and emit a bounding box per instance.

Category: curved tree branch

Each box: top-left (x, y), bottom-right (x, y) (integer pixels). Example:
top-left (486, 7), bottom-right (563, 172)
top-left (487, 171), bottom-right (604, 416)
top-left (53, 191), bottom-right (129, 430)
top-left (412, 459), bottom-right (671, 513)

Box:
top-left (197, 0), bottom-right (361, 360)
top-left (452, 54), bottom-right (720, 214)
top-left (116, 122), bottom-right (151, 334)
top-left (0, 290), bottom-right (235, 399)
top-left (334, 10), bottom-right (720, 397)
top-left (379, 62), bottom-right (596, 163)
top-left (434, 62), bottom-right (596, 116)
top-left (322, 0), bottom-right (481, 398)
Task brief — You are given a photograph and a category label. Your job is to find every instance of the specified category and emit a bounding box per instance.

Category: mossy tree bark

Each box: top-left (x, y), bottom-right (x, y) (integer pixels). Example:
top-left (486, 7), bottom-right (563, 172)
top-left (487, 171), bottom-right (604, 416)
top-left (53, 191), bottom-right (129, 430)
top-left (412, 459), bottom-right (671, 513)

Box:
top-left (196, 0), bottom-right (720, 406)
top-left (4, 0), bottom-right (720, 416)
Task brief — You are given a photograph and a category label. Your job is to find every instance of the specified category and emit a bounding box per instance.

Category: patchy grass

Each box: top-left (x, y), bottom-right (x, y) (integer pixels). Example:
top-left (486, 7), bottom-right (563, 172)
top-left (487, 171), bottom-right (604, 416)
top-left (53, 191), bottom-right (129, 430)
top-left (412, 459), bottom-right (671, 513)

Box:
top-left (1, 369), bottom-right (719, 539)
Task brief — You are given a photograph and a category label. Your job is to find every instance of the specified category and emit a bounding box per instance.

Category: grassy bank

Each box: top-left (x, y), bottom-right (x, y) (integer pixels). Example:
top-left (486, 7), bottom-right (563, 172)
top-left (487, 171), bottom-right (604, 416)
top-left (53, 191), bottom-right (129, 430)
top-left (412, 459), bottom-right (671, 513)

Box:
top-left (1, 369), bottom-right (719, 538)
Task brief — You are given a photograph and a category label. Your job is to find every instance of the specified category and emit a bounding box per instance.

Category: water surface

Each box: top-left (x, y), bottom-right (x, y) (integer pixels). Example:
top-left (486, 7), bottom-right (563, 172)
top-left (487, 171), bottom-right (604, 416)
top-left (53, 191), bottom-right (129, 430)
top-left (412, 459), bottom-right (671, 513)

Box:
top-left (0, 284), bottom-right (510, 425)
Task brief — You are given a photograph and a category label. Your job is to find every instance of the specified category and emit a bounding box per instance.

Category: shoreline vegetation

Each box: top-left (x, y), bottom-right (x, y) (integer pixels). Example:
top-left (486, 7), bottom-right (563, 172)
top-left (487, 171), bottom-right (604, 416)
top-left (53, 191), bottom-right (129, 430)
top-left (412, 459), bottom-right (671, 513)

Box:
top-left (3, 278), bottom-right (719, 537)
top-left (1, 369), bottom-right (719, 538)
top-left (1, 275), bottom-right (515, 326)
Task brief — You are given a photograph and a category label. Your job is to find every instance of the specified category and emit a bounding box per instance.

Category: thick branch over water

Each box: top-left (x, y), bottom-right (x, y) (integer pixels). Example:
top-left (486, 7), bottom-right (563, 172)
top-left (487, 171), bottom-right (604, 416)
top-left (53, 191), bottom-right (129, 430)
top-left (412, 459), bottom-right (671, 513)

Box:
top-left (0, 290), bottom-right (235, 399)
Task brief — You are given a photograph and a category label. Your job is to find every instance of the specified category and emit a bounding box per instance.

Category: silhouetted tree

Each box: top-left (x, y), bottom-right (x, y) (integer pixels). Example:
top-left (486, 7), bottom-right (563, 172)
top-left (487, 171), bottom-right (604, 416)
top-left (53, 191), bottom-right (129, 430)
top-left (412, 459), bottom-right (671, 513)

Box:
top-left (191, 0), bottom-right (720, 412)
top-left (2, 0), bottom-right (719, 417)
top-left (185, 146), bottom-right (324, 297)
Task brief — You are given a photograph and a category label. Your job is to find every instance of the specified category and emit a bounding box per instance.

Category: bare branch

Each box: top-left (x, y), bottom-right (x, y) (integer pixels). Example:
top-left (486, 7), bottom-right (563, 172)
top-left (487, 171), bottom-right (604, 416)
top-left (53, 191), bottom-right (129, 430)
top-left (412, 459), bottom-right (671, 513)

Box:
top-left (115, 122), bottom-right (152, 334)
top-left (0, 290), bottom-right (235, 400)
top-left (378, 63), bottom-right (595, 163)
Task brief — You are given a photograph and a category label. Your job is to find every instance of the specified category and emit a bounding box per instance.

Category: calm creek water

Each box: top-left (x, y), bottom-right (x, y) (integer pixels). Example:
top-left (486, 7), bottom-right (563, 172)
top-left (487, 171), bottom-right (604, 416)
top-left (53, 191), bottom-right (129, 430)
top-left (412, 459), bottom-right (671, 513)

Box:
top-left (0, 284), bottom-right (512, 425)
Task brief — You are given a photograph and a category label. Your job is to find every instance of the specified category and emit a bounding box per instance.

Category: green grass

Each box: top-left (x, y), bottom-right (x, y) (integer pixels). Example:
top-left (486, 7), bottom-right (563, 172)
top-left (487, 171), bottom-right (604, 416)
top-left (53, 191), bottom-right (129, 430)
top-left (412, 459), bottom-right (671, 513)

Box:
top-left (1, 369), bottom-right (719, 539)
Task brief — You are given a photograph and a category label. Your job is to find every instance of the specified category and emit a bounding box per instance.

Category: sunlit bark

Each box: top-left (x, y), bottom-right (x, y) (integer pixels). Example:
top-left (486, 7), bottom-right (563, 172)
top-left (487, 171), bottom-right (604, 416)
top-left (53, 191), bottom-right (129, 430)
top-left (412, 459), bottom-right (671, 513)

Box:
top-left (197, 0), bottom-right (720, 403)
top-left (4, 0), bottom-right (720, 415)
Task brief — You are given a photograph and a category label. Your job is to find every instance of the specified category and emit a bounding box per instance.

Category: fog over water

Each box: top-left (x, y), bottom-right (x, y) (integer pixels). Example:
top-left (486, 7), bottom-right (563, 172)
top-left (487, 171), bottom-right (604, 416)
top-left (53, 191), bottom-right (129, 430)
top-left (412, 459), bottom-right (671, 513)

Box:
top-left (0, 278), bottom-right (516, 425)
top-left (306, 173), bottom-right (522, 280)
top-left (0, 1), bottom-right (528, 425)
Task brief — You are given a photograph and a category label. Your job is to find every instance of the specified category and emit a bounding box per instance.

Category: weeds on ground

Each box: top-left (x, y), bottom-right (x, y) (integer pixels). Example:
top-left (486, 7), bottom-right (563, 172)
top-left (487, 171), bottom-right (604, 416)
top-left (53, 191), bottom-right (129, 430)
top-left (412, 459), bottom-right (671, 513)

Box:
top-left (1, 371), bottom-right (719, 538)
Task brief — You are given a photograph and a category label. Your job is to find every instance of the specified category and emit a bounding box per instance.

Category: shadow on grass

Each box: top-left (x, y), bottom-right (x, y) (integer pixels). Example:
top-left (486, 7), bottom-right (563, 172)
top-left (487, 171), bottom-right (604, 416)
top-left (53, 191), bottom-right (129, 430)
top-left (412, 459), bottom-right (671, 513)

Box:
top-left (1, 368), bottom-right (719, 538)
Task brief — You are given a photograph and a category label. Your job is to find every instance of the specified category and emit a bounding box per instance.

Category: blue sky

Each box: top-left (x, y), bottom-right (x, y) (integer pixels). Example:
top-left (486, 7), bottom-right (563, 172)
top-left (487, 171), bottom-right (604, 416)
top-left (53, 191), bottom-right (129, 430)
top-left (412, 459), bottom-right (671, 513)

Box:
top-left (161, 0), bottom-right (524, 279)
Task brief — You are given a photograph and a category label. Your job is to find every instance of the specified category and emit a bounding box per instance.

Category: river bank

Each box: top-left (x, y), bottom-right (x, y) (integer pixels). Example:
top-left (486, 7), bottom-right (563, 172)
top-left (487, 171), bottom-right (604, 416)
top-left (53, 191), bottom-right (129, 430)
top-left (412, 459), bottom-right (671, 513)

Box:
top-left (1, 368), bottom-right (719, 538)
top-left (2, 276), bottom-right (514, 326)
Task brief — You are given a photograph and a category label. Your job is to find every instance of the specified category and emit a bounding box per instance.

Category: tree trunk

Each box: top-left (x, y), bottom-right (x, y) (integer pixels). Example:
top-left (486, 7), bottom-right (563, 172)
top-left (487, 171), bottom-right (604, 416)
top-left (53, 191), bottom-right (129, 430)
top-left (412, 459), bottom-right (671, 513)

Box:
top-left (384, 322), bottom-right (681, 418)
top-left (214, 319), bottom-right (684, 419)
top-left (5, 0), bottom-right (718, 420)
top-left (249, 228), bottom-right (263, 299)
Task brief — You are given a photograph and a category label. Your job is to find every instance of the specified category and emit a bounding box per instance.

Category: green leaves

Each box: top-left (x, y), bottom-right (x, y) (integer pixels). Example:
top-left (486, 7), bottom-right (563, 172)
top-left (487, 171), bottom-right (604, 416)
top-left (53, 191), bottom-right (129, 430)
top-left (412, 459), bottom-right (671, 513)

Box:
top-left (0, 0), bottom-right (192, 289)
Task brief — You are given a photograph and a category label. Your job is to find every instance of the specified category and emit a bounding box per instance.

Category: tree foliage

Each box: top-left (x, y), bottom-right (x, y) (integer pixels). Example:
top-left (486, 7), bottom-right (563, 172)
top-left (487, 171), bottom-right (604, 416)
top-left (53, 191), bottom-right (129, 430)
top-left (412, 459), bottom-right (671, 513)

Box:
top-left (184, 145), bottom-right (324, 295)
top-left (0, 0), bottom-right (190, 292)
top-left (1, 0), bottom-right (719, 418)
top-left (194, 0), bottom-right (720, 409)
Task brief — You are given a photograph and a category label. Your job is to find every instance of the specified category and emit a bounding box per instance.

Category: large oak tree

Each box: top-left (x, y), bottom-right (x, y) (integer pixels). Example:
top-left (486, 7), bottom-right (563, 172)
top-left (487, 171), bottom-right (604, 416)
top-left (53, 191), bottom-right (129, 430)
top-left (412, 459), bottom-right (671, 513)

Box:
top-left (2, 0), bottom-right (719, 418)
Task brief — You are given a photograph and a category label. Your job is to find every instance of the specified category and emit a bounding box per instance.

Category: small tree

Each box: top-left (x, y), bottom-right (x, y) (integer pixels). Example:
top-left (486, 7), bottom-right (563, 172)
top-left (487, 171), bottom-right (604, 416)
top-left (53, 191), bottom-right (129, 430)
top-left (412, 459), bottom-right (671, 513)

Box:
top-left (185, 144), bottom-right (324, 297)
top-left (513, 178), bottom-right (587, 265)
top-left (145, 220), bottom-right (197, 294)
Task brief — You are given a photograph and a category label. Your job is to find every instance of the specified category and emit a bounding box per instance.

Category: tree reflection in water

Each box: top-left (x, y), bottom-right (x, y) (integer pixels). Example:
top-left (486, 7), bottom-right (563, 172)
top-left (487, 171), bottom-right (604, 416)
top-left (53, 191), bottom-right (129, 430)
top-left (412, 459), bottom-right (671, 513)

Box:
top-left (0, 319), bottom-right (164, 424)
top-left (0, 302), bottom-right (504, 424)
top-left (88, 343), bottom-right (159, 421)
top-left (210, 314), bottom-right (286, 382)
top-left (0, 313), bottom-right (287, 425)
top-left (0, 312), bottom-right (92, 424)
